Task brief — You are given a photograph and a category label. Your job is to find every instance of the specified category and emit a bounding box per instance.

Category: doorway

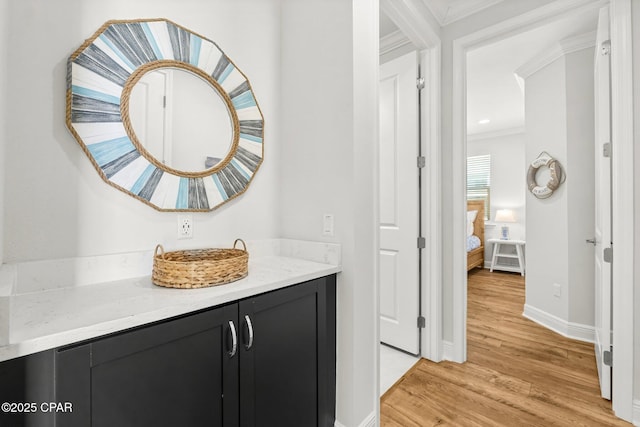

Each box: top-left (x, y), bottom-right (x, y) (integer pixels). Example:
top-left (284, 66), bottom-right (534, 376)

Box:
top-left (451, 1), bottom-right (634, 421)
top-left (377, 5), bottom-right (442, 396)
top-left (463, 9), bottom-right (602, 354)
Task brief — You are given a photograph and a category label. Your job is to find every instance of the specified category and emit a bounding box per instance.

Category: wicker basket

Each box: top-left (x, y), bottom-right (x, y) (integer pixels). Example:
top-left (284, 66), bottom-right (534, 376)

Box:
top-left (152, 239), bottom-right (249, 289)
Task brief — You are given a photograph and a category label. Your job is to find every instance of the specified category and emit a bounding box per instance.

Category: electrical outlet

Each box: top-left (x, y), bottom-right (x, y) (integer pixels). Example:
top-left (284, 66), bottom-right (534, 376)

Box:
top-left (553, 283), bottom-right (561, 298)
top-left (177, 215), bottom-right (193, 239)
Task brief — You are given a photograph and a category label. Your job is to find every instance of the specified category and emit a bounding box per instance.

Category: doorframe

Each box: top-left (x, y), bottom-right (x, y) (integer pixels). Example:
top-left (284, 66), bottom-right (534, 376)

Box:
top-left (609, 0), bottom-right (634, 421)
top-left (450, 0), bottom-right (634, 420)
top-left (420, 46), bottom-right (443, 362)
top-left (380, 0), bottom-right (443, 362)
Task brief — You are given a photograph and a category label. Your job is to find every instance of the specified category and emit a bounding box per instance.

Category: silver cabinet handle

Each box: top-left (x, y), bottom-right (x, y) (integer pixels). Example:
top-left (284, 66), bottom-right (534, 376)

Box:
top-left (586, 238), bottom-right (596, 246)
top-left (244, 315), bottom-right (254, 350)
top-left (227, 320), bottom-right (237, 358)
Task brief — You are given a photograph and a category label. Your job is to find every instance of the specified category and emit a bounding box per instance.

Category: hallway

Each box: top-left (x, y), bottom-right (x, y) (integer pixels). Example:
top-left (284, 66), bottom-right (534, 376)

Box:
top-left (380, 269), bottom-right (629, 426)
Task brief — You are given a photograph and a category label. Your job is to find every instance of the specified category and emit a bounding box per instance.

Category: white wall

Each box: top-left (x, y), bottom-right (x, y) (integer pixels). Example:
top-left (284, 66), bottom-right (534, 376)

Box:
top-left (0, 0), bottom-right (7, 265)
top-left (565, 48), bottom-right (596, 326)
top-left (467, 132), bottom-right (526, 262)
top-left (2, 0), bottom-right (282, 262)
top-left (524, 48), bottom-right (595, 327)
top-left (279, 1), bottom-right (378, 425)
top-left (524, 57), bottom-right (570, 320)
top-left (632, 0), bottom-right (640, 407)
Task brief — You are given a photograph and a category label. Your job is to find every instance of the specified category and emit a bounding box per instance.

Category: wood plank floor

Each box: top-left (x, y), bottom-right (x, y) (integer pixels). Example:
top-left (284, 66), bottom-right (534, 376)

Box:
top-left (380, 269), bottom-right (630, 427)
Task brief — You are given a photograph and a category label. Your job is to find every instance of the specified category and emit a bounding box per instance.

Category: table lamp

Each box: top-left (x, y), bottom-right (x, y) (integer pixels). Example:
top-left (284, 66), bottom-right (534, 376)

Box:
top-left (495, 209), bottom-right (516, 240)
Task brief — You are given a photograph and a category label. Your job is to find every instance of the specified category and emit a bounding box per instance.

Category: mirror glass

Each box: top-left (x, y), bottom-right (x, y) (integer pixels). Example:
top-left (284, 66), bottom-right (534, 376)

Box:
top-left (128, 68), bottom-right (234, 172)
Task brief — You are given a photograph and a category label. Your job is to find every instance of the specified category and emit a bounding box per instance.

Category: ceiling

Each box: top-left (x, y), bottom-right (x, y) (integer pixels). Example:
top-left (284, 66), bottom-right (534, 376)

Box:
top-left (466, 10), bottom-right (598, 136)
top-left (379, 10), bottom-right (399, 38)
top-left (379, 4), bottom-right (599, 137)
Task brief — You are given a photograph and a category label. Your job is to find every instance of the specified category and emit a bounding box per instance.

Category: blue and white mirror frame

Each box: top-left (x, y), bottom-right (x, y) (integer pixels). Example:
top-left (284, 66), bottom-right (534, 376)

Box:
top-left (66, 18), bottom-right (264, 212)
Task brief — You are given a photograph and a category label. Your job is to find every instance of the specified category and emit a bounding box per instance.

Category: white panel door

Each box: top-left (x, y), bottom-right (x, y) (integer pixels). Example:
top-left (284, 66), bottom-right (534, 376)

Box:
top-left (129, 70), bottom-right (168, 163)
top-left (594, 6), bottom-right (612, 400)
top-left (379, 52), bottom-right (420, 355)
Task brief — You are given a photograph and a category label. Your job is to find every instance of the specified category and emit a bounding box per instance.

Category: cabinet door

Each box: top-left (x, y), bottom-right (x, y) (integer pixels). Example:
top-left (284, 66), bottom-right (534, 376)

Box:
top-left (0, 349), bottom-right (56, 427)
top-left (239, 275), bottom-right (336, 427)
top-left (56, 304), bottom-right (239, 427)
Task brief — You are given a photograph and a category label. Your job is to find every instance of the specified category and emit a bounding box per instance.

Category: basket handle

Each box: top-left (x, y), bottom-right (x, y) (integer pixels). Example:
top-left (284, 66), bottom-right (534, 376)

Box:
top-left (154, 244), bottom-right (166, 259)
top-left (234, 239), bottom-right (247, 251)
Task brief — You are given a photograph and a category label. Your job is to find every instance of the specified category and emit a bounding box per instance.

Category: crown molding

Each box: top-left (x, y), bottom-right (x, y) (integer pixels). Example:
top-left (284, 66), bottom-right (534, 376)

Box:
top-left (515, 31), bottom-right (597, 79)
top-left (423, 0), bottom-right (504, 26)
top-left (381, 0), bottom-right (441, 49)
top-left (380, 29), bottom-right (412, 56)
top-left (467, 126), bottom-right (525, 142)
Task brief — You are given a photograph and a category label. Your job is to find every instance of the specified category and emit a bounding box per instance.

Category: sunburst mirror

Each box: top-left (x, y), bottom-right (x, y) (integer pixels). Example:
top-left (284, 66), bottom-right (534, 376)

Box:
top-left (66, 18), bottom-right (264, 211)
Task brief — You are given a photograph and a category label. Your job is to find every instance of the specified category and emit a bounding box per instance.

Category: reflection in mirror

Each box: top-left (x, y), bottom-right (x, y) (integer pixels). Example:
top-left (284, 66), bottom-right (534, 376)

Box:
top-left (128, 68), bottom-right (233, 173)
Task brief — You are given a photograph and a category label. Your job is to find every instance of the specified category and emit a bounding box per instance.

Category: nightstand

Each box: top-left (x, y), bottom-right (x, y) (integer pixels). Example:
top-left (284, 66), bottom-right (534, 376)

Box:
top-left (488, 239), bottom-right (526, 276)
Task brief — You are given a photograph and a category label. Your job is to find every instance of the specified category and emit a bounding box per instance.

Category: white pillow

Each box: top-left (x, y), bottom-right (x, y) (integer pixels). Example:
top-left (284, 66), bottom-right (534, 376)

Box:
top-left (467, 210), bottom-right (478, 237)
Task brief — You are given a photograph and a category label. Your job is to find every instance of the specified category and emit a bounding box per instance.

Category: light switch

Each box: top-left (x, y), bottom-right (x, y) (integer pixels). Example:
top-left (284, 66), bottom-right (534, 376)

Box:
top-left (323, 214), bottom-right (334, 237)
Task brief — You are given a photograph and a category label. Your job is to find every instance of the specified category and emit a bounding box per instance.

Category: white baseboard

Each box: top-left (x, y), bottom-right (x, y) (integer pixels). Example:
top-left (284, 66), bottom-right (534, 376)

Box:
top-left (523, 304), bottom-right (594, 343)
top-left (360, 412), bottom-right (377, 427)
top-left (442, 340), bottom-right (454, 361)
top-left (335, 411), bottom-right (376, 427)
top-left (633, 399), bottom-right (640, 426)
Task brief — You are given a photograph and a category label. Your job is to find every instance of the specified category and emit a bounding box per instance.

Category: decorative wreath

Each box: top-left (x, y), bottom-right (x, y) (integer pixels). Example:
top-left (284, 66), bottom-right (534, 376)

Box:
top-left (527, 151), bottom-right (565, 199)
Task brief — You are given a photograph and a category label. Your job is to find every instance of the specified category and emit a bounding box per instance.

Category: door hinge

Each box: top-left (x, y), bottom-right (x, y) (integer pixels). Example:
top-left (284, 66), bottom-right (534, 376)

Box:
top-left (604, 348), bottom-right (613, 366)
top-left (417, 316), bottom-right (426, 328)
top-left (163, 95), bottom-right (167, 108)
top-left (603, 247), bottom-right (613, 263)
top-left (601, 40), bottom-right (611, 56)
top-left (416, 77), bottom-right (425, 90)
top-left (603, 142), bottom-right (611, 158)
top-left (417, 156), bottom-right (426, 168)
top-left (417, 237), bottom-right (426, 249)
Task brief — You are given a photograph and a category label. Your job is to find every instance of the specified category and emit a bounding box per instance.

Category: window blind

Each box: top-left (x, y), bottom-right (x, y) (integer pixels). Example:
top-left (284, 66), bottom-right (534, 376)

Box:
top-left (467, 154), bottom-right (491, 219)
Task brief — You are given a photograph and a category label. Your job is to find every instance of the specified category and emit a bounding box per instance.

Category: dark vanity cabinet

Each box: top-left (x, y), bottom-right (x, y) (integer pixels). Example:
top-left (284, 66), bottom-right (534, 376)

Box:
top-left (1, 275), bottom-right (336, 427)
top-left (57, 275), bottom-right (336, 427)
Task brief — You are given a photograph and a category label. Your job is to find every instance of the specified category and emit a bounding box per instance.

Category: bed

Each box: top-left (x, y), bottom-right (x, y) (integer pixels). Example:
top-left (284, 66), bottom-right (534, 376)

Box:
top-left (467, 200), bottom-right (485, 271)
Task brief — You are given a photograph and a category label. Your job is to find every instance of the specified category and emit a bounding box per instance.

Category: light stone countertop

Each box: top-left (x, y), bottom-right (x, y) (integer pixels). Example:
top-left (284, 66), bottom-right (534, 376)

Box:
top-left (0, 240), bottom-right (340, 363)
